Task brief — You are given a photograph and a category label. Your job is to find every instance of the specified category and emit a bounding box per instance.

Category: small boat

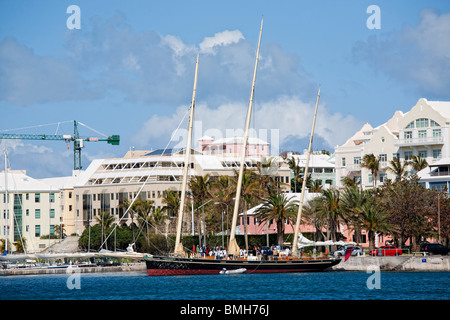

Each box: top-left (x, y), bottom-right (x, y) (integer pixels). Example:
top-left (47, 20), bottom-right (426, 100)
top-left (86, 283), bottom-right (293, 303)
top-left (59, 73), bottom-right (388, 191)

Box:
top-left (219, 268), bottom-right (247, 275)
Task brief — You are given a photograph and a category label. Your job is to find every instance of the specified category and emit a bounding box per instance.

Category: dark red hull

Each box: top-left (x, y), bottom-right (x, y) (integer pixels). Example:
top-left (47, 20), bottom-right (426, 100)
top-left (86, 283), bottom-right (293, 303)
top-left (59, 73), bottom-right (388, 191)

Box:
top-left (145, 256), bottom-right (341, 276)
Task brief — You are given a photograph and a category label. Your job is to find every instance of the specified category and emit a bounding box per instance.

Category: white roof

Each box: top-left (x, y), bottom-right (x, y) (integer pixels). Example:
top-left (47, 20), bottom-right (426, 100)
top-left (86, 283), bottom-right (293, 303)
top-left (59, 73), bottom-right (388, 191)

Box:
top-left (290, 154), bottom-right (334, 168)
top-left (0, 170), bottom-right (58, 192)
top-left (426, 100), bottom-right (450, 119)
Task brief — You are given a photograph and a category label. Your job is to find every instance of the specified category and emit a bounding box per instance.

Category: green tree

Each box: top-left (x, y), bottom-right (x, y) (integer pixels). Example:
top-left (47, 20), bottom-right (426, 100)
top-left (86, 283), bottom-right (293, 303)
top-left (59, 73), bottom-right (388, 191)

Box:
top-left (189, 174), bottom-right (212, 245)
top-left (358, 201), bottom-right (394, 250)
top-left (376, 175), bottom-right (435, 250)
top-left (255, 192), bottom-right (299, 245)
top-left (386, 158), bottom-right (410, 181)
top-left (361, 153), bottom-right (380, 188)
top-left (410, 155), bottom-right (428, 172)
top-left (231, 169), bottom-right (260, 251)
top-left (95, 210), bottom-right (115, 250)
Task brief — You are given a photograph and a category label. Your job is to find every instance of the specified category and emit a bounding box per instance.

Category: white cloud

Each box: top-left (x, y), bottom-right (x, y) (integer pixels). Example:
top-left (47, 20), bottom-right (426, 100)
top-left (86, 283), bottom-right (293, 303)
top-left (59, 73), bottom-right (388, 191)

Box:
top-left (133, 96), bottom-right (362, 153)
top-left (0, 38), bottom-right (102, 105)
top-left (199, 30), bottom-right (245, 54)
top-left (352, 9), bottom-right (450, 97)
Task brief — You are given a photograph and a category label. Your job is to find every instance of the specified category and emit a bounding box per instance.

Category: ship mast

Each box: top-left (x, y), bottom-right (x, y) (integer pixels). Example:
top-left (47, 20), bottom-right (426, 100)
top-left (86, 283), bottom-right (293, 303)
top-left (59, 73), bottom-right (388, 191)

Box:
top-left (4, 151), bottom-right (8, 255)
top-left (174, 52), bottom-right (200, 256)
top-left (228, 18), bottom-right (263, 257)
top-left (292, 88), bottom-right (320, 256)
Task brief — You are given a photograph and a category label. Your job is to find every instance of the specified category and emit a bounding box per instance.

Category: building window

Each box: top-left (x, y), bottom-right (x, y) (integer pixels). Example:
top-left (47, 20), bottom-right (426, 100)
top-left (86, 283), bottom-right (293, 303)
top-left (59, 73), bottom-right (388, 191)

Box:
top-left (50, 225), bottom-right (55, 235)
top-left (50, 209), bottom-right (55, 219)
top-left (418, 150), bottom-right (427, 158)
top-left (354, 157), bottom-right (361, 165)
top-left (379, 154), bottom-right (387, 163)
top-left (26, 193), bottom-right (29, 200)
top-left (430, 120), bottom-right (440, 127)
top-left (368, 174), bottom-right (373, 184)
top-left (49, 193), bottom-right (55, 203)
top-left (404, 131), bottom-right (412, 140)
top-left (393, 153), bottom-right (399, 159)
top-left (405, 121), bottom-right (414, 129)
top-left (35, 225), bottom-right (41, 237)
top-left (433, 149), bottom-right (442, 159)
top-left (416, 118), bottom-right (429, 128)
top-left (433, 129), bottom-right (441, 137)
top-left (35, 193), bottom-right (40, 203)
top-left (342, 157), bottom-right (346, 166)
top-left (404, 151), bottom-right (413, 160)
top-left (35, 209), bottom-right (41, 219)
top-left (379, 173), bottom-right (387, 183)
top-left (418, 130), bottom-right (427, 139)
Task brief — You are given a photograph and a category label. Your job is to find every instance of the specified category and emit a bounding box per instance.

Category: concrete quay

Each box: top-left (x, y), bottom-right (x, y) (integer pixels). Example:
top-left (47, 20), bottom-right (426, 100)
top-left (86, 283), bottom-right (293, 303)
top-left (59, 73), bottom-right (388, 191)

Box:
top-left (0, 263), bottom-right (146, 276)
top-left (331, 255), bottom-right (450, 272)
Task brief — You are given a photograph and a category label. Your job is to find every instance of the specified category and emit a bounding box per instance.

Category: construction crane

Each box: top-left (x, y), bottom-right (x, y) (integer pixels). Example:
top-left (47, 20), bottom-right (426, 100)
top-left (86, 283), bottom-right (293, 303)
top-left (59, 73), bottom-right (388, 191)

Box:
top-left (0, 120), bottom-right (120, 170)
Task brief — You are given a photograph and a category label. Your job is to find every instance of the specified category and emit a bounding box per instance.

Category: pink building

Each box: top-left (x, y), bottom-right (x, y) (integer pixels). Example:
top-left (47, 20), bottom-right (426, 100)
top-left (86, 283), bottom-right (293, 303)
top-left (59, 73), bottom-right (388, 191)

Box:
top-left (199, 136), bottom-right (269, 157)
top-left (238, 193), bottom-right (388, 249)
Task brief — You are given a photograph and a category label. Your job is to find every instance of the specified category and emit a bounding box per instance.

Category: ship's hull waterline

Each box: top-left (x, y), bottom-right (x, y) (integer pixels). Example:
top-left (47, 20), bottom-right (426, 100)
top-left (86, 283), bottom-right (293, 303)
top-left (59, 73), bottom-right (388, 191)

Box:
top-left (145, 256), bottom-right (341, 276)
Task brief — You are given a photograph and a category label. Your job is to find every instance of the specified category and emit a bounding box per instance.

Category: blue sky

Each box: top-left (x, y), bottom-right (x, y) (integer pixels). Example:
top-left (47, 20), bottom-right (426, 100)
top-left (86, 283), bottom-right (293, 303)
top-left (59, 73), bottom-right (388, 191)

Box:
top-left (1, 0), bottom-right (450, 178)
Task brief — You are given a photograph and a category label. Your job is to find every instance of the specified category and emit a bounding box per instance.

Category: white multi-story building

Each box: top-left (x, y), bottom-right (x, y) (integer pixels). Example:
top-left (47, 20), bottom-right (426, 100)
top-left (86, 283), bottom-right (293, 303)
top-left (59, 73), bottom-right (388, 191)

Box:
top-left (335, 98), bottom-right (450, 190)
top-left (0, 170), bottom-right (65, 253)
top-left (395, 98), bottom-right (449, 166)
top-left (286, 151), bottom-right (336, 188)
top-left (71, 148), bottom-right (291, 236)
top-left (335, 110), bottom-right (404, 189)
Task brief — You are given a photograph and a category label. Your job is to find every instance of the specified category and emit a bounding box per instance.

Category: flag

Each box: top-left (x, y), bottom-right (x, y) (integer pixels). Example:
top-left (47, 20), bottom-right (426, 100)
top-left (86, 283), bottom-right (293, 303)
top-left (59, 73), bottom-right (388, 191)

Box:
top-left (344, 247), bottom-right (355, 262)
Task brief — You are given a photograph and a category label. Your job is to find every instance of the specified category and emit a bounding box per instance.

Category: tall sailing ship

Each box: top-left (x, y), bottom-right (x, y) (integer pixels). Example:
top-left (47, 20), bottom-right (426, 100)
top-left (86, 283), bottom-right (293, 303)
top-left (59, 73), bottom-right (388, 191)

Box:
top-left (144, 19), bottom-right (341, 275)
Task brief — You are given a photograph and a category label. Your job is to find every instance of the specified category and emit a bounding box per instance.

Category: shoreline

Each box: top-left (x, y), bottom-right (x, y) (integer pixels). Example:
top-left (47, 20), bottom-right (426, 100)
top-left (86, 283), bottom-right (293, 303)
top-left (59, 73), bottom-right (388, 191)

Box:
top-left (1, 256), bottom-right (449, 276)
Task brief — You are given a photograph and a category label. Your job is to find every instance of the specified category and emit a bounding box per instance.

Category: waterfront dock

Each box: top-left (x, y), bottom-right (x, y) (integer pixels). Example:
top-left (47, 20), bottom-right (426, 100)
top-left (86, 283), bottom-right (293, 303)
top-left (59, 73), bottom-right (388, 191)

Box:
top-left (2, 255), bottom-right (449, 276)
top-left (0, 263), bottom-right (146, 276)
top-left (331, 255), bottom-right (450, 272)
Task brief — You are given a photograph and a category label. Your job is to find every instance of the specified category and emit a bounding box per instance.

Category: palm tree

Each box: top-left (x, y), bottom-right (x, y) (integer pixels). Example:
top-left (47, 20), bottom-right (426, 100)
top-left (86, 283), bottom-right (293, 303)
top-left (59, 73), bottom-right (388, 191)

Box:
top-left (358, 202), bottom-right (394, 250)
top-left (340, 186), bottom-right (373, 244)
top-left (314, 188), bottom-right (343, 251)
top-left (132, 199), bottom-right (154, 246)
top-left (361, 153), bottom-right (380, 188)
top-left (410, 155), bottom-right (428, 172)
top-left (341, 176), bottom-right (358, 188)
top-left (287, 156), bottom-right (302, 193)
top-left (150, 207), bottom-right (169, 234)
top-left (189, 174), bottom-right (212, 245)
top-left (209, 175), bottom-right (235, 241)
top-left (309, 179), bottom-right (323, 193)
top-left (161, 189), bottom-right (180, 219)
top-left (14, 237), bottom-right (27, 253)
top-left (255, 157), bottom-right (284, 198)
top-left (386, 158), bottom-right (410, 181)
top-left (95, 210), bottom-right (115, 249)
top-left (255, 192), bottom-right (299, 245)
top-left (231, 169), bottom-right (260, 251)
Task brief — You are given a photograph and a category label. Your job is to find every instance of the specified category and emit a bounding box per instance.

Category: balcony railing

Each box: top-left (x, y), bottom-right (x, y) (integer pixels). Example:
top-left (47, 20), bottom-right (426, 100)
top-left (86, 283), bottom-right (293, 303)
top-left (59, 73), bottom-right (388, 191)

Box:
top-left (395, 136), bottom-right (444, 147)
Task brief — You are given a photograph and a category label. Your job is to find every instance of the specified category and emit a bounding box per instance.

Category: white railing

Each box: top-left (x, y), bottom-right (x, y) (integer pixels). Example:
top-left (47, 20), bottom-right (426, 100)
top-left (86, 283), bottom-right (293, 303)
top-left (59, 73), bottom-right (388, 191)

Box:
top-left (395, 136), bottom-right (444, 146)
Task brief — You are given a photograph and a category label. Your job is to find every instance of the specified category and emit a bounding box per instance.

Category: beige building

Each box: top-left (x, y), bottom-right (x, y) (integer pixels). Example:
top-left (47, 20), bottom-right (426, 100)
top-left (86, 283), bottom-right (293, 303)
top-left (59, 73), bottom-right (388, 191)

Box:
top-left (335, 98), bottom-right (450, 190)
top-left (0, 170), bottom-right (64, 253)
top-left (71, 148), bottom-right (291, 236)
top-left (335, 111), bottom-right (404, 189)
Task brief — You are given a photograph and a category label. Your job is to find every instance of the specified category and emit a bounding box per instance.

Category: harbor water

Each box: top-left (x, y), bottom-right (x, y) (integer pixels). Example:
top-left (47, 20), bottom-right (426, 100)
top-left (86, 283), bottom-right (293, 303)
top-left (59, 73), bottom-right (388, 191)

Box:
top-left (1, 270), bottom-right (449, 300)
